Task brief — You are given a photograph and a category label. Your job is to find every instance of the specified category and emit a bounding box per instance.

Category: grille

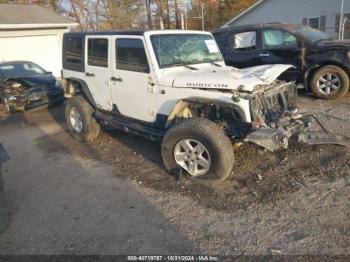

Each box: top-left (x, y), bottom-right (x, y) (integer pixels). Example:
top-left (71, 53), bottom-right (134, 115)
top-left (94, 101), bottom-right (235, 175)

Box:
top-left (250, 83), bottom-right (297, 125)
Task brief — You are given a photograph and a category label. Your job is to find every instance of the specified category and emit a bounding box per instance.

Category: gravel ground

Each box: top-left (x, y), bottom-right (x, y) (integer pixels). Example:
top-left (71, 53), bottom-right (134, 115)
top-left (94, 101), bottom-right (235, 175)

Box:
top-left (0, 93), bottom-right (349, 255)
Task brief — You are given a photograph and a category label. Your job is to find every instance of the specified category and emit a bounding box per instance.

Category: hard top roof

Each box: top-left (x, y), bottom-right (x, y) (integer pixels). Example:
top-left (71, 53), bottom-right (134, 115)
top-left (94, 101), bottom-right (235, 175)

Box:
top-left (65, 30), bottom-right (147, 36)
top-left (64, 29), bottom-right (212, 37)
top-left (213, 23), bottom-right (303, 34)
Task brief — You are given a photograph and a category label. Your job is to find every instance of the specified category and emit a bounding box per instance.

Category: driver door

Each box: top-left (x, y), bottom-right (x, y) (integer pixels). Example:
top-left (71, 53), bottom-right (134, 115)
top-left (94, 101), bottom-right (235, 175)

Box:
top-left (110, 36), bottom-right (157, 122)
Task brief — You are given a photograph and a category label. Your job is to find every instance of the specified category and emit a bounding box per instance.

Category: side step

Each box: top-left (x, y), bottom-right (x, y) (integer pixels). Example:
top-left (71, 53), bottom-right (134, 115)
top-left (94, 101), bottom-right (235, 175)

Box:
top-left (94, 111), bottom-right (165, 141)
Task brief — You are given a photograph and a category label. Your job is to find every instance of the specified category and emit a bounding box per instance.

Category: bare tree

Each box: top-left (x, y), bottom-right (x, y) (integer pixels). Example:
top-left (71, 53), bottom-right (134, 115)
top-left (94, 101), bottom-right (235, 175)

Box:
top-left (144, 0), bottom-right (153, 29)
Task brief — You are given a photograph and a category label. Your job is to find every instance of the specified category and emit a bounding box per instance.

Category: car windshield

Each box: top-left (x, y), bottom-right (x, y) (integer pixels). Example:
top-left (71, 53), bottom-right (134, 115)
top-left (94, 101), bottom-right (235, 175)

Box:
top-left (150, 34), bottom-right (223, 69)
top-left (294, 26), bottom-right (333, 43)
top-left (0, 62), bottom-right (47, 78)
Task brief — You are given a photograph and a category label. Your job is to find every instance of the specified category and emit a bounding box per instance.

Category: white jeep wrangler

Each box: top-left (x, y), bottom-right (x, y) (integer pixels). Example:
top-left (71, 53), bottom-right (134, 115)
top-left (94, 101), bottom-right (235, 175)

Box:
top-left (62, 30), bottom-right (333, 182)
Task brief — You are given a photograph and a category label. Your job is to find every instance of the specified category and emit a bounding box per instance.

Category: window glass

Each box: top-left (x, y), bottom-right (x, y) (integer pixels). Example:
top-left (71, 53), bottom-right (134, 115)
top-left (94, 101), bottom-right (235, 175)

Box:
top-left (150, 34), bottom-right (222, 69)
top-left (308, 17), bottom-right (320, 29)
top-left (116, 39), bottom-right (149, 73)
top-left (88, 38), bottom-right (108, 67)
top-left (262, 30), bottom-right (297, 49)
top-left (294, 26), bottom-right (332, 43)
top-left (0, 62), bottom-right (46, 78)
top-left (65, 37), bottom-right (83, 64)
top-left (233, 31), bottom-right (256, 50)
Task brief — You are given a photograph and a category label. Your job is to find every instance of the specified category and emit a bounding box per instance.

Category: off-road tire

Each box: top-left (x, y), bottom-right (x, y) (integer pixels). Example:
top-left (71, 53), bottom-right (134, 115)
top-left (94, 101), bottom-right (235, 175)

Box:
top-left (2, 96), bottom-right (17, 113)
top-left (311, 65), bottom-right (349, 99)
top-left (161, 118), bottom-right (234, 182)
top-left (65, 95), bottom-right (100, 141)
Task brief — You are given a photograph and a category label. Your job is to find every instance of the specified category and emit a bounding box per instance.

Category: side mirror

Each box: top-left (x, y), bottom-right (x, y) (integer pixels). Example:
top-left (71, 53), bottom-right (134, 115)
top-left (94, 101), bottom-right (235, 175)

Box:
top-left (46, 71), bottom-right (53, 75)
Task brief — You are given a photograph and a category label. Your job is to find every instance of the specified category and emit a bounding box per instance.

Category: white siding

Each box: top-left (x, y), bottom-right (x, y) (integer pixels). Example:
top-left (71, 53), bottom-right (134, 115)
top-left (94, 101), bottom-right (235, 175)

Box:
top-left (225, 0), bottom-right (350, 38)
top-left (0, 28), bottom-right (68, 77)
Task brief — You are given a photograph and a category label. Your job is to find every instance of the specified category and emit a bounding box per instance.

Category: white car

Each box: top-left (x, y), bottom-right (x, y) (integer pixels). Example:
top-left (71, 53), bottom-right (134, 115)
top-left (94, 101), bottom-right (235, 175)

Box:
top-left (62, 30), bottom-right (333, 182)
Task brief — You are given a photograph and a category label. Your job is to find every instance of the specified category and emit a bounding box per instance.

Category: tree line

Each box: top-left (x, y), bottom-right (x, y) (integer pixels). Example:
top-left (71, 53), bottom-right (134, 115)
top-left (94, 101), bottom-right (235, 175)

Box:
top-left (0, 0), bottom-right (256, 31)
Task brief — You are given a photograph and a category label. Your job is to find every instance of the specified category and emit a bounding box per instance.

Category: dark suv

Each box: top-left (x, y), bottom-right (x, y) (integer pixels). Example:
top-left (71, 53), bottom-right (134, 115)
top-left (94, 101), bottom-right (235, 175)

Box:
top-left (213, 23), bottom-right (350, 99)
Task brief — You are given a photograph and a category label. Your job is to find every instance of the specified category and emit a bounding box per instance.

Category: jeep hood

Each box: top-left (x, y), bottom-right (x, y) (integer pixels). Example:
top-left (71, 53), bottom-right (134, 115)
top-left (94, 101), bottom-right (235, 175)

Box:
top-left (159, 64), bottom-right (293, 92)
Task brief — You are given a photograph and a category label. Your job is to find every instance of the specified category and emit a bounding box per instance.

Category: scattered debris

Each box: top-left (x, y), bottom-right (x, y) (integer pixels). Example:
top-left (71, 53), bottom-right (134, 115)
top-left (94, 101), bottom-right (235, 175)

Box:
top-left (280, 157), bottom-right (288, 165)
top-left (285, 231), bottom-right (310, 242)
top-left (270, 249), bottom-right (282, 255)
top-left (233, 142), bottom-right (243, 149)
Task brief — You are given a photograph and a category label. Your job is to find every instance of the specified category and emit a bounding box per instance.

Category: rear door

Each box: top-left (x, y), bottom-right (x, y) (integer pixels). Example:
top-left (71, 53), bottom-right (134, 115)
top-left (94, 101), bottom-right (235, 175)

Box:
top-left (84, 36), bottom-right (113, 111)
top-left (258, 29), bottom-right (302, 81)
top-left (221, 30), bottom-right (262, 68)
top-left (110, 36), bottom-right (157, 122)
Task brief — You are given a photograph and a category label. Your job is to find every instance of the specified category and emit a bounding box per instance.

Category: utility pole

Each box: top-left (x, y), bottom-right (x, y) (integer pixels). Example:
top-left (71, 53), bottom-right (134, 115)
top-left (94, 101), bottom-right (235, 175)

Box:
top-left (339, 0), bottom-right (345, 39)
top-left (184, 2), bottom-right (188, 30)
top-left (201, 1), bottom-right (204, 31)
top-left (175, 0), bottom-right (181, 29)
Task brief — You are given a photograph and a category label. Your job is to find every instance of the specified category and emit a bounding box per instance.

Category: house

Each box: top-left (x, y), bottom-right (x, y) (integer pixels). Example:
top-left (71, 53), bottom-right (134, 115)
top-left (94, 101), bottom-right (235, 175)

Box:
top-left (222, 0), bottom-right (350, 39)
top-left (0, 4), bottom-right (78, 77)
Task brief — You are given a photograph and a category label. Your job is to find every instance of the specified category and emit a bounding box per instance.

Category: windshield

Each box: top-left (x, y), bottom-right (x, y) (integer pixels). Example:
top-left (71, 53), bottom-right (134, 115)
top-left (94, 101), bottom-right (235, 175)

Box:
top-left (294, 26), bottom-right (333, 43)
top-left (0, 62), bottom-right (47, 78)
top-left (150, 34), bottom-right (223, 69)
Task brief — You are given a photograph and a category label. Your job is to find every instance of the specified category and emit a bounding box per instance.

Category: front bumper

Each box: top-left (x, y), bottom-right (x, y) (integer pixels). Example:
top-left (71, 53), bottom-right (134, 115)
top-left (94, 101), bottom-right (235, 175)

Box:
top-left (8, 89), bottom-right (64, 110)
top-left (245, 113), bottom-right (340, 151)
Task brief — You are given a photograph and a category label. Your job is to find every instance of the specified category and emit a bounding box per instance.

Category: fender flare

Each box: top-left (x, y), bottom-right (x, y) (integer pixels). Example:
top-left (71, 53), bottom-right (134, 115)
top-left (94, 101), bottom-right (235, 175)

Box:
top-left (166, 97), bottom-right (247, 128)
top-left (65, 78), bottom-right (97, 108)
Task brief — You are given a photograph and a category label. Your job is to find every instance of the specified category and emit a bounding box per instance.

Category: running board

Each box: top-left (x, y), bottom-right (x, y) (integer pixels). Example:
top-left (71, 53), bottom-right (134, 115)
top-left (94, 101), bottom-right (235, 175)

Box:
top-left (94, 111), bottom-right (165, 141)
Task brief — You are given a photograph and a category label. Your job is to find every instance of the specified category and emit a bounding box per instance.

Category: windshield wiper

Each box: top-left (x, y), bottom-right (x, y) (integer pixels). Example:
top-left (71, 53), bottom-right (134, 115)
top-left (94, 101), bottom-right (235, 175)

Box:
top-left (164, 63), bottom-right (198, 70)
top-left (181, 64), bottom-right (198, 70)
top-left (209, 61), bottom-right (222, 67)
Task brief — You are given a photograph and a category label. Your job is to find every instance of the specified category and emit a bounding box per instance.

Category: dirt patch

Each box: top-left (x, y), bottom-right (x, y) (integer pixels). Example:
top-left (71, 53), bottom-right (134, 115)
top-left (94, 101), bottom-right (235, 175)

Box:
top-left (34, 94), bottom-right (350, 213)
top-left (3, 93), bottom-right (350, 254)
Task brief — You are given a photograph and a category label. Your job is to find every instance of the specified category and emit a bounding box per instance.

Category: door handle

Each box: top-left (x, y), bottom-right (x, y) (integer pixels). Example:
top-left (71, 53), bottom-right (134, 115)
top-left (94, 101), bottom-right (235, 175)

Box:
top-left (259, 53), bottom-right (270, 57)
top-left (85, 72), bottom-right (95, 77)
top-left (111, 76), bottom-right (122, 82)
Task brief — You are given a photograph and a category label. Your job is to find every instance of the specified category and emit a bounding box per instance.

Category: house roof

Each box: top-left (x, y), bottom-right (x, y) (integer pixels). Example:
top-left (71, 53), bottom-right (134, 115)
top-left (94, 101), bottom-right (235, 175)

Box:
top-left (221, 0), bottom-right (266, 28)
top-left (0, 4), bottom-right (78, 29)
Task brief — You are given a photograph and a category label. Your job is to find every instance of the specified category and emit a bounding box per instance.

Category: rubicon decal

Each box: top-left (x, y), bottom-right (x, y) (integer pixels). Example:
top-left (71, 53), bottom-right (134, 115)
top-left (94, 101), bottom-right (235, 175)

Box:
top-left (186, 83), bottom-right (229, 88)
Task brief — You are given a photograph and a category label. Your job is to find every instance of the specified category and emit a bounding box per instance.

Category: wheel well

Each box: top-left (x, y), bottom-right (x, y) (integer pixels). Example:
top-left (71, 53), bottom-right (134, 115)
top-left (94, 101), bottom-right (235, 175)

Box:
top-left (305, 62), bottom-right (350, 89)
top-left (166, 99), bottom-right (248, 138)
top-left (65, 78), bottom-right (97, 108)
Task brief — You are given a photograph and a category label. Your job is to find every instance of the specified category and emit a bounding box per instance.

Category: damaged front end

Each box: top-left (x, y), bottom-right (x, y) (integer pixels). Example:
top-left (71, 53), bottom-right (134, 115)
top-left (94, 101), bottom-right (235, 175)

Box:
top-left (1, 79), bottom-right (64, 110)
top-left (1, 81), bottom-right (28, 108)
top-left (244, 81), bottom-right (340, 151)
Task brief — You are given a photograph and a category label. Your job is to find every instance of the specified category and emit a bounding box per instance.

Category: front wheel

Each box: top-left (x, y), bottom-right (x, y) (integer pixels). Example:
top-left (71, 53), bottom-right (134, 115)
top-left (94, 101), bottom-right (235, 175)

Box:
top-left (65, 96), bottom-right (100, 141)
top-left (310, 65), bottom-right (349, 99)
top-left (161, 118), bottom-right (234, 182)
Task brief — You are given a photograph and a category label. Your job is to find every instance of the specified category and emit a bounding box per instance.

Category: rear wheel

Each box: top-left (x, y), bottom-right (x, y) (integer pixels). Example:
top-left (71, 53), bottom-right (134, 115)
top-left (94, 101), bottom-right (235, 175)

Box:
top-left (161, 118), bottom-right (234, 182)
top-left (65, 96), bottom-right (100, 141)
top-left (311, 65), bottom-right (349, 99)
